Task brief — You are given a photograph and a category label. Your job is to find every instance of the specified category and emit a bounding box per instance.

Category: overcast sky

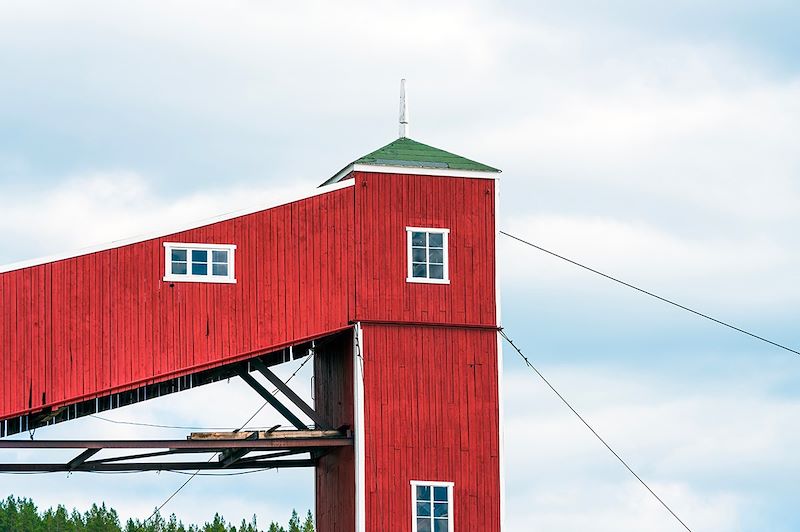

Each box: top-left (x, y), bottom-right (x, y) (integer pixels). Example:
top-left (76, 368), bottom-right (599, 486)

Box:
top-left (1, 1), bottom-right (799, 530)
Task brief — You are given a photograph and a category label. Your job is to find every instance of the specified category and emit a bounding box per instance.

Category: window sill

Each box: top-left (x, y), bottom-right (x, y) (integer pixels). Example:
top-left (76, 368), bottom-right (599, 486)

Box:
top-left (406, 277), bottom-right (450, 285)
top-left (163, 275), bottom-right (237, 284)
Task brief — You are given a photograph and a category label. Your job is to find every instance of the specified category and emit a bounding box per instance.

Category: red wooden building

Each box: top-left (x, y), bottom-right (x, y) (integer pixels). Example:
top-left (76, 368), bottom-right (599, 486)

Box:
top-left (0, 126), bottom-right (503, 530)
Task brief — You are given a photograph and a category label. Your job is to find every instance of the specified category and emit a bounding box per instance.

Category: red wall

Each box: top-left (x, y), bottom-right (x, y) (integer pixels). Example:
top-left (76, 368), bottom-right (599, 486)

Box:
top-left (361, 324), bottom-right (501, 531)
top-left (353, 171), bottom-right (496, 326)
top-left (353, 171), bottom-right (500, 531)
top-left (0, 186), bottom-right (354, 419)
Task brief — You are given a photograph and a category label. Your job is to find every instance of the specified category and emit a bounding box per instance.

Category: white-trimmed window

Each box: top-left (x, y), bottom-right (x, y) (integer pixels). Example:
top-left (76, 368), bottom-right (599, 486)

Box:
top-left (163, 243), bottom-right (236, 284)
top-left (411, 481), bottom-right (454, 532)
top-left (406, 227), bottom-right (449, 284)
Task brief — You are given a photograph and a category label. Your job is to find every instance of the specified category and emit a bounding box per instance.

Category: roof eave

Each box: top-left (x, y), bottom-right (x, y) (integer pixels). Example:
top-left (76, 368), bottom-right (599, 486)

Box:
top-left (322, 163), bottom-right (502, 186)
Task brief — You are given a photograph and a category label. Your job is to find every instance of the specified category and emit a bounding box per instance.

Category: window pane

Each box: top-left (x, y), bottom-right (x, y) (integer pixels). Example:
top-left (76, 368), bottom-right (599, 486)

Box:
top-left (412, 247), bottom-right (426, 262)
top-left (212, 263), bottom-right (228, 277)
top-left (416, 502), bottom-right (431, 517)
top-left (412, 232), bottom-right (426, 246)
top-left (192, 263), bottom-right (208, 276)
top-left (428, 249), bottom-right (443, 264)
top-left (212, 250), bottom-right (228, 263)
top-left (192, 250), bottom-right (208, 263)
top-left (434, 519), bottom-right (448, 532)
top-left (429, 265), bottom-right (444, 279)
top-left (171, 262), bottom-right (187, 275)
top-left (417, 519), bottom-right (431, 532)
top-left (433, 486), bottom-right (448, 502)
top-left (171, 249), bottom-right (187, 261)
top-left (428, 233), bottom-right (443, 248)
top-left (416, 485), bottom-right (431, 501)
top-left (412, 263), bottom-right (427, 278)
top-left (433, 503), bottom-right (448, 517)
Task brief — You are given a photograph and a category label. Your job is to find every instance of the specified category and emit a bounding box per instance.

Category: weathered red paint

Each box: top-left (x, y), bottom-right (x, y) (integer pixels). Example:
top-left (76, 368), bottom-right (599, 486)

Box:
top-left (1, 167), bottom-right (501, 531)
top-left (353, 171), bottom-right (496, 326)
top-left (360, 324), bottom-right (500, 531)
top-left (0, 187), bottom-right (355, 419)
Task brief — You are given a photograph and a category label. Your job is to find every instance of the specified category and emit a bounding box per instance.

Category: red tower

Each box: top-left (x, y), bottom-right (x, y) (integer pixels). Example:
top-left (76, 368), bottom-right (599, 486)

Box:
top-left (315, 137), bottom-right (503, 531)
top-left (0, 135), bottom-right (503, 531)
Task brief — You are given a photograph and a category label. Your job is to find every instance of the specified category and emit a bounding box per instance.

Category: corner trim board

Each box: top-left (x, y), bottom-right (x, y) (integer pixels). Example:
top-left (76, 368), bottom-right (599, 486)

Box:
top-left (354, 322), bottom-right (366, 532)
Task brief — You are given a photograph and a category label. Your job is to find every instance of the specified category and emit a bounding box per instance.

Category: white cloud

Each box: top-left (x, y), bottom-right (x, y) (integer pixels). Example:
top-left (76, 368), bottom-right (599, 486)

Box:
top-left (502, 363), bottom-right (799, 531)
top-left (0, 171), bottom-right (321, 266)
top-left (500, 213), bottom-right (800, 311)
top-left (0, 0), bottom-right (798, 529)
top-left (507, 479), bottom-right (744, 532)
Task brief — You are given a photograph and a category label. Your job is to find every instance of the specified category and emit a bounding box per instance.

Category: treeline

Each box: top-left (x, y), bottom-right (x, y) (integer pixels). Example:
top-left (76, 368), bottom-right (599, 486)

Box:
top-left (0, 496), bottom-right (314, 532)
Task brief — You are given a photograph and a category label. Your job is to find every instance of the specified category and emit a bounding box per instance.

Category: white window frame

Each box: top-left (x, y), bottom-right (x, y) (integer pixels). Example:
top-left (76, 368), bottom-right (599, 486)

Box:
top-left (163, 242), bottom-right (237, 284)
top-left (406, 227), bottom-right (450, 285)
top-left (410, 480), bottom-right (454, 532)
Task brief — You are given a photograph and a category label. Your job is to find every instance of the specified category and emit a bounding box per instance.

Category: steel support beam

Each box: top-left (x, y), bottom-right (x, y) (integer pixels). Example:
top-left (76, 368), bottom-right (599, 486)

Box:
top-left (251, 358), bottom-right (331, 430)
top-left (237, 367), bottom-right (308, 430)
top-left (67, 449), bottom-right (100, 470)
top-left (0, 437), bottom-right (351, 450)
top-left (218, 431), bottom-right (257, 468)
top-left (0, 430), bottom-right (352, 473)
top-left (0, 459), bottom-right (316, 472)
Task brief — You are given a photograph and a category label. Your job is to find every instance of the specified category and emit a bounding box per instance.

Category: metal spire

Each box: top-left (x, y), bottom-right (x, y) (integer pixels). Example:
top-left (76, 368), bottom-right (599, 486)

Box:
top-left (399, 79), bottom-right (410, 138)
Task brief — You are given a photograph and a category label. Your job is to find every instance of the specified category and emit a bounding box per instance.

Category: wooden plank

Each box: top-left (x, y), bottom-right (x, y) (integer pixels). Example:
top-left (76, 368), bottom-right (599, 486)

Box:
top-left (188, 429), bottom-right (343, 440)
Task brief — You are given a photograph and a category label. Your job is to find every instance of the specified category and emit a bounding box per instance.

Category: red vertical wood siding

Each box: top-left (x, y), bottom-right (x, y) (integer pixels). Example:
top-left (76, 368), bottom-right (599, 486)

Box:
top-left (0, 186), bottom-right (355, 420)
top-left (353, 172), bottom-right (496, 326)
top-left (360, 324), bottom-right (501, 532)
top-left (352, 171), bottom-right (500, 531)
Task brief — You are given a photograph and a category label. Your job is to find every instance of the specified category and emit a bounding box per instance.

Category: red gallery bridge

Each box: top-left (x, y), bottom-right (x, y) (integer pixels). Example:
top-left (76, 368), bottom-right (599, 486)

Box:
top-left (0, 120), bottom-right (504, 529)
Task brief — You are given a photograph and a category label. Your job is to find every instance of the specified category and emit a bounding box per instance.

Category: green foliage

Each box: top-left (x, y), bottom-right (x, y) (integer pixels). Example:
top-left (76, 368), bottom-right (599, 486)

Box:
top-left (266, 508), bottom-right (316, 532)
top-left (0, 495), bottom-right (313, 532)
top-left (301, 511), bottom-right (314, 532)
top-left (287, 510), bottom-right (300, 532)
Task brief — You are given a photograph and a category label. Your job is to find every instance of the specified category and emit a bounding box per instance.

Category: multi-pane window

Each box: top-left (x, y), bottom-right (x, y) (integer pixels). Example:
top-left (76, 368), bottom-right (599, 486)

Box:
top-left (406, 227), bottom-right (449, 284)
top-left (411, 481), bottom-right (454, 532)
top-left (163, 243), bottom-right (236, 284)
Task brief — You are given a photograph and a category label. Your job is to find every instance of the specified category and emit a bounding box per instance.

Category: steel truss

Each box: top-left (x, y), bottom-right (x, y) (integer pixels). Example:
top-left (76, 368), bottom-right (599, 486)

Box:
top-left (0, 330), bottom-right (352, 474)
top-left (0, 430), bottom-right (351, 472)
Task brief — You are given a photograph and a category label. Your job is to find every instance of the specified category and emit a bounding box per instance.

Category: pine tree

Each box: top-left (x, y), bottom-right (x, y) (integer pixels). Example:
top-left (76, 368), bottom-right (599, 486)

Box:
top-left (287, 510), bottom-right (301, 532)
top-left (200, 513), bottom-right (228, 532)
top-left (42, 504), bottom-right (73, 532)
top-left (267, 522), bottom-right (286, 532)
top-left (84, 502), bottom-right (121, 531)
top-left (237, 515), bottom-right (259, 532)
top-left (0, 493), bottom-right (315, 532)
top-left (15, 497), bottom-right (42, 532)
top-left (301, 510), bottom-right (314, 532)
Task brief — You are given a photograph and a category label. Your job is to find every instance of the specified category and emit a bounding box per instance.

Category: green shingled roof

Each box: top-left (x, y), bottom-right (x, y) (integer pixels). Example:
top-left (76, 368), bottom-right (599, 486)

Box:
top-left (356, 137), bottom-right (500, 172)
top-left (322, 137), bottom-right (500, 185)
